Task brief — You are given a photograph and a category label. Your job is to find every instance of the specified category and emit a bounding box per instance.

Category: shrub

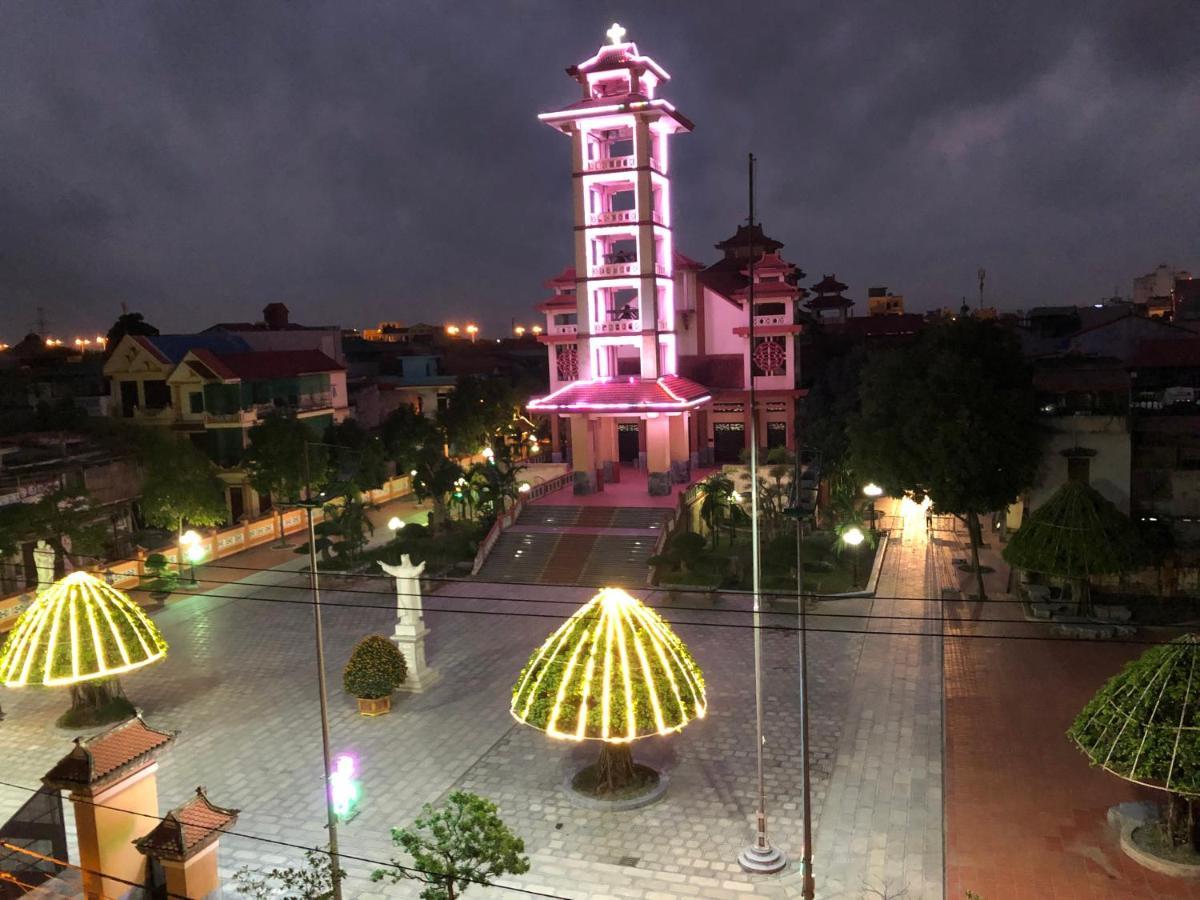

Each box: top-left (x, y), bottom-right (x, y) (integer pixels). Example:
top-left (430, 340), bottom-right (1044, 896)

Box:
top-left (143, 552), bottom-right (178, 594)
top-left (343, 635), bottom-right (407, 699)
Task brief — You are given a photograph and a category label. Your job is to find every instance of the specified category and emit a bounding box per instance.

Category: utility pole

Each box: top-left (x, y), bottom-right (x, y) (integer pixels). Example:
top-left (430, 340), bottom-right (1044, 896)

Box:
top-left (302, 444), bottom-right (343, 900)
top-left (977, 266), bottom-right (986, 312)
top-left (795, 450), bottom-right (815, 898)
top-left (738, 152), bottom-right (786, 875)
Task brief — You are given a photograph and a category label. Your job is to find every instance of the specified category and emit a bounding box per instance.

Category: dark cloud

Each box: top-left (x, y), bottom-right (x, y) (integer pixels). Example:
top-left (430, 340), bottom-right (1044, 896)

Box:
top-left (1, 0), bottom-right (1197, 338)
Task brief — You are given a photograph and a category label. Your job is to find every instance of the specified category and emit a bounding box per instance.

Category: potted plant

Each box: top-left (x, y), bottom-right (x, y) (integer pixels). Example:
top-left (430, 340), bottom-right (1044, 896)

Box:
top-left (343, 635), bottom-right (407, 716)
top-left (142, 552), bottom-right (178, 602)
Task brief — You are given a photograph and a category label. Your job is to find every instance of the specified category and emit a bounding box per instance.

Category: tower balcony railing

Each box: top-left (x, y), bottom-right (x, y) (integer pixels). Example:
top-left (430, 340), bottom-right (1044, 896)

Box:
top-left (587, 156), bottom-right (636, 172)
top-left (591, 260), bottom-right (639, 278)
top-left (594, 319), bottom-right (642, 334)
top-left (588, 208), bottom-right (666, 226)
top-left (590, 209), bottom-right (637, 226)
top-left (584, 156), bottom-right (662, 174)
top-left (549, 322), bottom-right (578, 335)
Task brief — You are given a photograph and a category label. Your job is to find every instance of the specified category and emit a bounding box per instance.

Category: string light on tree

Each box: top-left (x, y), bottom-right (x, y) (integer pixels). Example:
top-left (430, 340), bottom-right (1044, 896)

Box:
top-left (511, 587), bottom-right (706, 794)
top-left (0, 571), bottom-right (168, 688)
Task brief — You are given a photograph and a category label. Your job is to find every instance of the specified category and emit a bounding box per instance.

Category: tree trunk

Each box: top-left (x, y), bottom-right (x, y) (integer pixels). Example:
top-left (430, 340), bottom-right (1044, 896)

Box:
top-left (1076, 577), bottom-right (1092, 617)
top-left (967, 511), bottom-right (986, 601)
top-left (596, 743), bottom-right (636, 794)
top-left (69, 678), bottom-right (125, 713)
top-left (275, 507), bottom-right (289, 548)
top-left (1166, 792), bottom-right (1197, 849)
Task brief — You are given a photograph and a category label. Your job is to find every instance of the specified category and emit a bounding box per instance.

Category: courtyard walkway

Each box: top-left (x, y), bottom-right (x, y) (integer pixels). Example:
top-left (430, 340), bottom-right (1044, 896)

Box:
top-left (941, 519), bottom-right (1200, 899)
top-left (809, 498), bottom-right (946, 900)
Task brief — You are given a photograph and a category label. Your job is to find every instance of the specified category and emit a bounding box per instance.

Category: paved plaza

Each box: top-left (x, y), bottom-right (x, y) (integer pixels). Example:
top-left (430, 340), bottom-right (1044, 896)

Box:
top-left (0, 499), bottom-right (951, 899)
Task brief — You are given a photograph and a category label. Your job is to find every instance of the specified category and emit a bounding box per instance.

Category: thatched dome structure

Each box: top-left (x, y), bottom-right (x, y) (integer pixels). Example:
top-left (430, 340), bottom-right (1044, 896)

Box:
top-left (511, 588), bottom-right (706, 742)
top-left (0, 571), bottom-right (168, 687)
top-left (1003, 480), bottom-right (1145, 578)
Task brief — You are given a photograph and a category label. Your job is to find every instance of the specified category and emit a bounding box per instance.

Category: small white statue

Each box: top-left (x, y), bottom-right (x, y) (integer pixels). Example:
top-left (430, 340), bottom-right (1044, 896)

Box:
top-left (33, 540), bottom-right (56, 592)
top-left (378, 554), bottom-right (440, 692)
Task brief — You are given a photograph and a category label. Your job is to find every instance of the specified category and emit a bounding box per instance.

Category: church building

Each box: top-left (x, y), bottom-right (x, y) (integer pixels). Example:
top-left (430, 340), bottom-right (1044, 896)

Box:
top-left (529, 25), bottom-right (807, 493)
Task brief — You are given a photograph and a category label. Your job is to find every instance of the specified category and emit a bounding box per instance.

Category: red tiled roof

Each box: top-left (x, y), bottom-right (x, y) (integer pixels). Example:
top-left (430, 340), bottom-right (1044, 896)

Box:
top-left (545, 266), bottom-right (576, 288)
top-left (189, 349), bottom-right (343, 380)
top-left (1130, 338), bottom-right (1200, 369)
top-left (134, 787), bottom-right (240, 862)
top-left (673, 251), bottom-right (705, 271)
top-left (43, 717), bottom-right (176, 790)
top-left (529, 375), bottom-right (711, 412)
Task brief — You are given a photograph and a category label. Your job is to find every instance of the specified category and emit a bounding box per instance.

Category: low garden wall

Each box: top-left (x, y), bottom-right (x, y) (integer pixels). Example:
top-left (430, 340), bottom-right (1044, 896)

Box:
top-left (0, 472), bottom-right (415, 632)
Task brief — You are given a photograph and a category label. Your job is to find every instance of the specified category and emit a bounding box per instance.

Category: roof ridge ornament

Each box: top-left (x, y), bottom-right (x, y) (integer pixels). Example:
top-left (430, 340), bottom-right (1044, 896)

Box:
top-left (606, 22), bottom-right (626, 45)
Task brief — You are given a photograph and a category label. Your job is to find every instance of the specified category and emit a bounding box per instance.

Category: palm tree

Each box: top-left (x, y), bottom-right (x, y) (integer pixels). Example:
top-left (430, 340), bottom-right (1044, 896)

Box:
top-left (698, 474), bottom-right (735, 548)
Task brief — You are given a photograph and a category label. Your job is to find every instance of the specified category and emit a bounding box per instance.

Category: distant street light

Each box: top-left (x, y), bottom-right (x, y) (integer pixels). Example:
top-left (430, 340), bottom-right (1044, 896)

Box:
top-left (445, 324), bottom-right (460, 337)
top-left (530, 325), bottom-right (543, 335)
top-left (514, 325), bottom-right (526, 337)
top-left (466, 323), bottom-right (479, 343)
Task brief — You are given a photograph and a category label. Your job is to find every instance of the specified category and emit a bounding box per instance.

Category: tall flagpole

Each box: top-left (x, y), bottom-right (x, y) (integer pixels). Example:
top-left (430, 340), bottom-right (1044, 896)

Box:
top-left (738, 152), bottom-right (786, 874)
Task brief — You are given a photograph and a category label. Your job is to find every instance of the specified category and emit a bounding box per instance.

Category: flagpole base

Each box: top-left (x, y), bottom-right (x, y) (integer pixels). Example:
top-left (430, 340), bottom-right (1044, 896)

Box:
top-left (737, 842), bottom-right (787, 874)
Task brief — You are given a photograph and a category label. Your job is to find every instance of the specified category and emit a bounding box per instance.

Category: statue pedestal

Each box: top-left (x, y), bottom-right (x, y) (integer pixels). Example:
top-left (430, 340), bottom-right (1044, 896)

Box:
top-left (392, 625), bottom-right (440, 692)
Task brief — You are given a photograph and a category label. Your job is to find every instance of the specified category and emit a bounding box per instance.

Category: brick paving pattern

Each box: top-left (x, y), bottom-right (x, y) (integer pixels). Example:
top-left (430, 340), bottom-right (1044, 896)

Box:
top-left (0, 496), bottom-right (952, 899)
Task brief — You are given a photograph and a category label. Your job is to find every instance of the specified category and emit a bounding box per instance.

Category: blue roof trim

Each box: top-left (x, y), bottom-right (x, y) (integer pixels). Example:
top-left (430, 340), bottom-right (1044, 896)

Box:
top-left (143, 334), bottom-right (252, 363)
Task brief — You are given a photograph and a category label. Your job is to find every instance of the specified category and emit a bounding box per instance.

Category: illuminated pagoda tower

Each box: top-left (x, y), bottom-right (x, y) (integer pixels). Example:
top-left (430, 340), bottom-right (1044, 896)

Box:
top-left (529, 23), bottom-right (711, 495)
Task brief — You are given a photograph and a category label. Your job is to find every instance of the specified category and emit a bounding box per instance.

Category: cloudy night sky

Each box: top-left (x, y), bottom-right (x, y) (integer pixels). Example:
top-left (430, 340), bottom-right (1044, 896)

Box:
top-left (3, 0), bottom-right (1198, 340)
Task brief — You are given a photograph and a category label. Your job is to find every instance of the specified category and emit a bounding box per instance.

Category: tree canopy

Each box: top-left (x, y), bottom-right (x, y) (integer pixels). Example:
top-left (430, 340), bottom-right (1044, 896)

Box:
top-left (849, 316), bottom-right (1042, 597)
top-left (105, 311), bottom-right (159, 353)
top-left (372, 791), bottom-right (529, 900)
top-left (138, 433), bottom-right (228, 536)
top-left (244, 415), bottom-right (326, 506)
top-left (437, 375), bottom-right (519, 456)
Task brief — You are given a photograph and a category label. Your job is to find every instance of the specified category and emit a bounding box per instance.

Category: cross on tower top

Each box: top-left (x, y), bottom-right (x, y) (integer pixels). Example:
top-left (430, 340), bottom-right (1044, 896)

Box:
top-left (606, 22), bottom-right (627, 45)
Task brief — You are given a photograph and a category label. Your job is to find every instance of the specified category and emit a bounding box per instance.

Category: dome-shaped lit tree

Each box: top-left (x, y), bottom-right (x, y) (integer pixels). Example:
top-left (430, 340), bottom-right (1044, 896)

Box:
top-left (511, 588), bottom-right (706, 795)
top-left (1070, 635), bottom-right (1200, 851)
top-left (0, 571), bottom-right (168, 726)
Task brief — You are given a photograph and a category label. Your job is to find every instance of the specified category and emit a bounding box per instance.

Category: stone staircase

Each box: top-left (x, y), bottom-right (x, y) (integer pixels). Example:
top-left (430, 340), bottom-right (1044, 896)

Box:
top-left (474, 505), bottom-right (671, 586)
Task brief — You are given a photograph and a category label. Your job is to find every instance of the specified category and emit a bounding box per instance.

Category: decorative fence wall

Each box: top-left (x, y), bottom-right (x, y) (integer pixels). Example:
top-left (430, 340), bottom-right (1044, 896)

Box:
top-left (0, 473), bottom-right (414, 632)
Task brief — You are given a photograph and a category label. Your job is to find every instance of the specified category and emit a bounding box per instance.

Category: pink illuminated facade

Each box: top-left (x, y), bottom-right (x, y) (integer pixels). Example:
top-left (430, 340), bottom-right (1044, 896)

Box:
top-left (530, 26), bottom-right (807, 492)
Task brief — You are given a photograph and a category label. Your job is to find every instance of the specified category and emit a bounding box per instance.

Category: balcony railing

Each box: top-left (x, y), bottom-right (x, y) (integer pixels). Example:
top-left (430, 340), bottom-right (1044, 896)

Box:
top-left (595, 320), bottom-right (642, 334)
top-left (587, 156), bottom-right (636, 172)
top-left (549, 322), bottom-right (578, 335)
top-left (591, 261), bottom-right (639, 278)
top-left (752, 313), bottom-right (789, 327)
top-left (584, 156), bottom-right (662, 174)
top-left (590, 209), bottom-right (637, 226)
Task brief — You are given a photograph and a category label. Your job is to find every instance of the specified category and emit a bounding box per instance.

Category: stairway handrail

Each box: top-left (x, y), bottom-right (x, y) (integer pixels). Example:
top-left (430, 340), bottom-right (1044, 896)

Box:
top-left (471, 471), bottom-right (574, 575)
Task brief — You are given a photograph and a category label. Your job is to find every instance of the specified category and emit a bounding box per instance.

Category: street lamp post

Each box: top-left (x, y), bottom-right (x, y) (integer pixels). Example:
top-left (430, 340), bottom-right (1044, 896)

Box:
top-left (842, 526), bottom-right (865, 586)
top-left (789, 449), bottom-right (816, 899)
top-left (863, 483), bottom-right (883, 534)
top-left (300, 442), bottom-right (344, 900)
top-left (179, 530), bottom-right (201, 584)
top-left (737, 152), bottom-right (786, 875)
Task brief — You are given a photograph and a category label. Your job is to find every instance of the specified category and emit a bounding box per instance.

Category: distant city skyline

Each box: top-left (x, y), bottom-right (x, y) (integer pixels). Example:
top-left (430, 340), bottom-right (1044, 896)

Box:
top-left (2, 1), bottom-right (1198, 340)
